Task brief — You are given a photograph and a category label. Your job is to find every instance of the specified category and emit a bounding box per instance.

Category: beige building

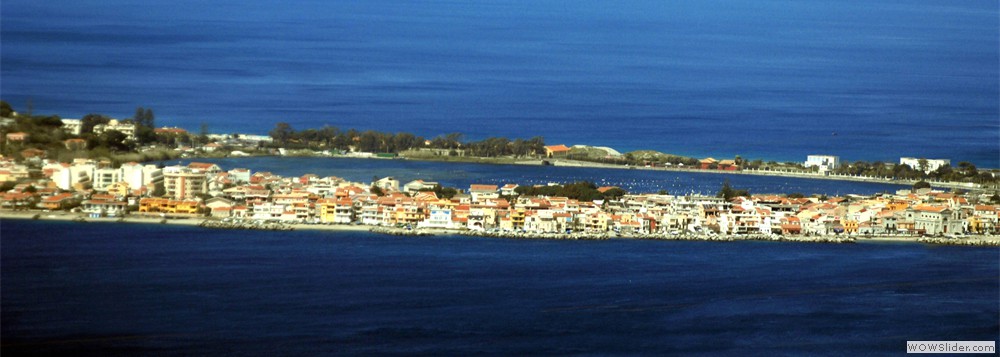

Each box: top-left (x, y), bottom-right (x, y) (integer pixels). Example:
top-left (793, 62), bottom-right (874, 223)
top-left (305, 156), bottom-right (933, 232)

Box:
top-left (93, 119), bottom-right (137, 140)
top-left (163, 165), bottom-right (208, 200)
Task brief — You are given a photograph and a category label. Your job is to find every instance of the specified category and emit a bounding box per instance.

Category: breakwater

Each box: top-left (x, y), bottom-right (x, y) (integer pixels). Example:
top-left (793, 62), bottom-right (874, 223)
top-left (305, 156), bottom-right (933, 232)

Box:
top-left (365, 227), bottom-right (858, 243)
top-left (199, 220), bottom-right (294, 231)
top-left (916, 237), bottom-right (1000, 247)
top-left (343, 227), bottom-right (999, 246)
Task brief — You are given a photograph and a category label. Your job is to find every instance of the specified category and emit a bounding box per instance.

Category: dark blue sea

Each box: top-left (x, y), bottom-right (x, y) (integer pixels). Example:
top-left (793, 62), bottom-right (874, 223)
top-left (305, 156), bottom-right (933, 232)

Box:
top-left (190, 156), bottom-right (910, 196)
top-left (2, 219), bottom-right (997, 355)
top-left (2, 0), bottom-right (998, 166)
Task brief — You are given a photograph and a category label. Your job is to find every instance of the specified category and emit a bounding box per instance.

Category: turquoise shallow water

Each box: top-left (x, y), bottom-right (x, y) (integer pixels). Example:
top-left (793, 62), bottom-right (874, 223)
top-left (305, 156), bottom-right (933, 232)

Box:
top-left (2, 219), bottom-right (997, 355)
top-left (2, 0), bottom-right (997, 166)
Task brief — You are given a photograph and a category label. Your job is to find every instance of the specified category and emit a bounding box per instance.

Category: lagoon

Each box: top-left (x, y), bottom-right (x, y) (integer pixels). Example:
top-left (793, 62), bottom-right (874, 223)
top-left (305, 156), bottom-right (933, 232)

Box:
top-left (186, 156), bottom-right (910, 196)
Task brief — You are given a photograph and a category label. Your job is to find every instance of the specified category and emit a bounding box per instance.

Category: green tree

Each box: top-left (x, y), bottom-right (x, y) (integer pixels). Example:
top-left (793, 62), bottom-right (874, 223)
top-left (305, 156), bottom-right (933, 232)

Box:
top-left (198, 122), bottom-right (210, 144)
top-left (0, 101), bottom-right (13, 117)
top-left (80, 113), bottom-right (111, 134)
top-left (716, 180), bottom-right (748, 200)
top-left (917, 158), bottom-right (929, 173)
top-left (601, 187), bottom-right (627, 200)
top-left (152, 181), bottom-right (166, 197)
top-left (912, 180), bottom-right (931, 190)
top-left (957, 161), bottom-right (977, 176)
top-left (269, 122), bottom-right (294, 146)
top-left (102, 130), bottom-right (131, 152)
top-left (134, 107), bottom-right (147, 126)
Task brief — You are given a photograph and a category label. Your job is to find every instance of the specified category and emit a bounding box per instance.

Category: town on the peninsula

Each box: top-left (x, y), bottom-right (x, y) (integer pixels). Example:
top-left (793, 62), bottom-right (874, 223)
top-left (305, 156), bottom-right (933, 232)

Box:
top-left (1, 103), bottom-right (998, 245)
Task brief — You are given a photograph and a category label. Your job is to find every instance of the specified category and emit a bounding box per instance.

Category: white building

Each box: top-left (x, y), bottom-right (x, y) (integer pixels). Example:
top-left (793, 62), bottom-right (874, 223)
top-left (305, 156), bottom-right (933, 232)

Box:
top-left (900, 157), bottom-right (950, 174)
top-left (61, 119), bottom-right (82, 136)
top-left (418, 208), bottom-right (454, 229)
top-left (251, 202), bottom-right (286, 221)
top-left (93, 119), bottom-right (137, 140)
top-left (403, 179), bottom-right (438, 193)
top-left (227, 168), bottom-right (251, 184)
top-left (120, 163), bottom-right (163, 191)
top-left (92, 167), bottom-right (122, 191)
top-left (804, 155), bottom-right (840, 173)
top-left (373, 177), bottom-right (400, 192)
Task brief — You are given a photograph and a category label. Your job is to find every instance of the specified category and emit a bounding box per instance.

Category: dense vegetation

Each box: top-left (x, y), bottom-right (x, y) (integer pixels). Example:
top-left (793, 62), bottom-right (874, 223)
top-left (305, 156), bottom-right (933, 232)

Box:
top-left (0, 101), bottom-right (182, 165)
top-left (267, 122), bottom-right (547, 157)
top-left (716, 180), bottom-right (750, 200)
top-left (2, 100), bottom-right (996, 188)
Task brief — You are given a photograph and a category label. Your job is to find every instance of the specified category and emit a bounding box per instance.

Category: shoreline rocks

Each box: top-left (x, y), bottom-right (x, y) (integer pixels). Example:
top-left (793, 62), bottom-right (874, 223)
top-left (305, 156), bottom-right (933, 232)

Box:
top-left (199, 220), bottom-right (294, 231)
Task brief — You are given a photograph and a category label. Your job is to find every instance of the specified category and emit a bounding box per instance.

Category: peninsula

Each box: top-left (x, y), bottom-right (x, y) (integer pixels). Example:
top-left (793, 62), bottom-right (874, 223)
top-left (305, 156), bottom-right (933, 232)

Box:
top-left (1, 103), bottom-right (998, 246)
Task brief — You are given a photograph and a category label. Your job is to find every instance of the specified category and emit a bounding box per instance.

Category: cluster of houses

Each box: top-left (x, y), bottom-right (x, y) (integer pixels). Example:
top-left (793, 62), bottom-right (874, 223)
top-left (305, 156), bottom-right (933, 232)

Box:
top-left (1, 157), bottom-right (997, 237)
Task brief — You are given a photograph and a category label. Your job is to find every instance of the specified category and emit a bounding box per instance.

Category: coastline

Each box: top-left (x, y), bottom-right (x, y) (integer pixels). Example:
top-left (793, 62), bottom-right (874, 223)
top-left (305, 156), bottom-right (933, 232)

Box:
top-left (471, 157), bottom-right (981, 192)
top-left (173, 151), bottom-right (994, 193)
top-left (4, 211), bottom-right (997, 247)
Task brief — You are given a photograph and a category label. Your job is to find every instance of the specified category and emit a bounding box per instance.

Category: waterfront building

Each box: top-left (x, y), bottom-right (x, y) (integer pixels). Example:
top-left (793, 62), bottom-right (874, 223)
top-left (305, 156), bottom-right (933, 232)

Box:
top-left (544, 145), bottom-right (571, 158)
top-left (81, 197), bottom-right (127, 217)
top-left (910, 205), bottom-right (966, 235)
top-left (92, 167), bottom-right (121, 192)
top-left (38, 193), bottom-right (78, 210)
top-left (318, 198), bottom-right (354, 224)
top-left (251, 202), bottom-right (285, 221)
top-left (899, 157), bottom-right (950, 174)
top-left (804, 155), bottom-right (841, 173)
top-left (119, 162), bottom-right (163, 188)
top-left (699, 158), bottom-right (718, 169)
top-left (163, 165), bottom-right (208, 200)
top-left (419, 208), bottom-right (455, 229)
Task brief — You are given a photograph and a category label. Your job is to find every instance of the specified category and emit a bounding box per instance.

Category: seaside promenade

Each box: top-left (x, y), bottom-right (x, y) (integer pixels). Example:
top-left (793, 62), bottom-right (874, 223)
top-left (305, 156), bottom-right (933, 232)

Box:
top-left (3, 211), bottom-right (997, 247)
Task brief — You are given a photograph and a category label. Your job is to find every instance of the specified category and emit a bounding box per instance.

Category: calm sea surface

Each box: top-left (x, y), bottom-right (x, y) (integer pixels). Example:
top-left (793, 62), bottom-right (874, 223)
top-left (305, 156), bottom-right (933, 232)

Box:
top-left (189, 156), bottom-right (909, 196)
top-left (2, 219), bottom-right (997, 355)
top-left (2, 0), bottom-right (997, 166)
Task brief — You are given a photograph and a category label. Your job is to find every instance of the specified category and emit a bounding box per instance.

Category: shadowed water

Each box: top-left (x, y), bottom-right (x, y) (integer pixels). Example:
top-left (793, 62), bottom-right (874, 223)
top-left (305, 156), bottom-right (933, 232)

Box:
top-left (2, 220), bottom-right (997, 355)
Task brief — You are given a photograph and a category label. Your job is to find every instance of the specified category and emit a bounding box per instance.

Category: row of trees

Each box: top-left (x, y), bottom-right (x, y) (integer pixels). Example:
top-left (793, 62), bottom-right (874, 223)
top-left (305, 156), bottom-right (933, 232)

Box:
top-left (268, 122), bottom-right (548, 157)
top-left (833, 160), bottom-right (992, 183)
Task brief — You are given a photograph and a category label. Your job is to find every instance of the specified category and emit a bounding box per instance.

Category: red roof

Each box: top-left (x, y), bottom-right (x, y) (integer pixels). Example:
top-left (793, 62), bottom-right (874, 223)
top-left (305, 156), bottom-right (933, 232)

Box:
top-left (188, 162), bottom-right (217, 170)
top-left (544, 145), bottom-right (571, 153)
top-left (469, 184), bottom-right (498, 192)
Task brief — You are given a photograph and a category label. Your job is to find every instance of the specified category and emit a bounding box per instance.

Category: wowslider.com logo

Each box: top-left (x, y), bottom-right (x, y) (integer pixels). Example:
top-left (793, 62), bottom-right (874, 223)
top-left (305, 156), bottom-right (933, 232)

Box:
top-left (907, 341), bottom-right (995, 354)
